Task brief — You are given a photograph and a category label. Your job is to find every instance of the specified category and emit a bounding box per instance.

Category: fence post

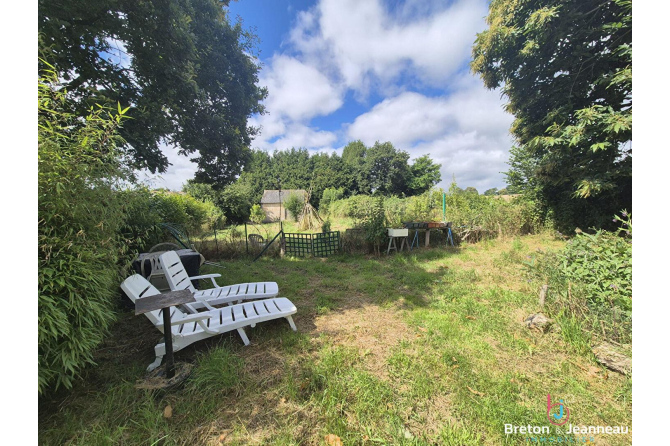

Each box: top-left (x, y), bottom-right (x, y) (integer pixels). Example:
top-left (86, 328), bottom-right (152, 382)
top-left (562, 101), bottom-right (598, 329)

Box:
top-left (214, 225), bottom-right (219, 256)
top-left (280, 221), bottom-right (285, 257)
top-left (245, 222), bottom-right (248, 255)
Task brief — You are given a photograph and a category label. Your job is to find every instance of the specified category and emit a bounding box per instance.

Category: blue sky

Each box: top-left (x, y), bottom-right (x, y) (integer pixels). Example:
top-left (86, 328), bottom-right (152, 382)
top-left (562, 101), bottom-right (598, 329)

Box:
top-left (142, 0), bottom-right (515, 193)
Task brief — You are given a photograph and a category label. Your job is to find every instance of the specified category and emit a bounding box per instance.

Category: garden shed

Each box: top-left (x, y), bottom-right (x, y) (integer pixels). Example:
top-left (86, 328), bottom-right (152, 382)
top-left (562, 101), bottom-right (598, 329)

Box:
top-left (260, 189), bottom-right (307, 221)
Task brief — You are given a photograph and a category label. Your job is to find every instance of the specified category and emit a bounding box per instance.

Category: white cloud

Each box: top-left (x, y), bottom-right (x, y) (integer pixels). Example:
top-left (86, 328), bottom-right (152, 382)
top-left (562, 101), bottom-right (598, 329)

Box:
top-left (413, 132), bottom-right (511, 192)
top-left (345, 76), bottom-right (515, 190)
top-left (135, 0), bottom-right (513, 192)
top-left (271, 123), bottom-right (338, 151)
top-left (136, 144), bottom-right (198, 191)
top-left (260, 55), bottom-right (343, 121)
top-left (347, 78), bottom-right (513, 146)
top-left (248, 54), bottom-right (343, 152)
top-left (290, 0), bottom-right (488, 92)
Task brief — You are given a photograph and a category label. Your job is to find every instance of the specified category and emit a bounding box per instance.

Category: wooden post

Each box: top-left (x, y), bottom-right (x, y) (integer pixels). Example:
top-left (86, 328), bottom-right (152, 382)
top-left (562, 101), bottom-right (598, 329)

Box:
top-left (539, 285), bottom-right (548, 307)
top-left (213, 226), bottom-right (219, 256)
top-left (280, 221), bottom-right (285, 257)
top-left (425, 229), bottom-right (431, 247)
top-left (245, 222), bottom-right (248, 255)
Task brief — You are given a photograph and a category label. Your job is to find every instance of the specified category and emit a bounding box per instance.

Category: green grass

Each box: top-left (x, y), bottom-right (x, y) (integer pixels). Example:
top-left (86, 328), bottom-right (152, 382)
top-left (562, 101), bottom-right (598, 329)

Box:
top-left (39, 233), bottom-right (632, 445)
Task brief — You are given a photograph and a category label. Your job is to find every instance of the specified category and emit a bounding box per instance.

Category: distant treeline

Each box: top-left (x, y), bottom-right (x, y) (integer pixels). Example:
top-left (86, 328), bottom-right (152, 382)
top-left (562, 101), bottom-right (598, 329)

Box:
top-left (185, 140), bottom-right (443, 222)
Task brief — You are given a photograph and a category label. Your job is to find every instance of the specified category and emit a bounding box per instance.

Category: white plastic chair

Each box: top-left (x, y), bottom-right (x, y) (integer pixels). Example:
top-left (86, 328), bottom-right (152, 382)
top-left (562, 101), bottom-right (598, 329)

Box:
top-left (121, 274), bottom-right (297, 371)
top-left (159, 250), bottom-right (279, 306)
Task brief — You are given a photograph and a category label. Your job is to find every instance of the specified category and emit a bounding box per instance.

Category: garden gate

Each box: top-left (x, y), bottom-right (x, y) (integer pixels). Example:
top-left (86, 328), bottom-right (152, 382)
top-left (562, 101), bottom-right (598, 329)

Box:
top-left (283, 231), bottom-right (340, 257)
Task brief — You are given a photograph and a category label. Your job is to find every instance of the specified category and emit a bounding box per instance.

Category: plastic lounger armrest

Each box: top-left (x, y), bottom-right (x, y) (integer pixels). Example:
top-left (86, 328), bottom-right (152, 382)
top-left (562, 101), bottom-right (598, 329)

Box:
top-left (170, 313), bottom-right (212, 325)
top-left (171, 313), bottom-right (217, 334)
top-left (189, 273), bottom-right (222, 287)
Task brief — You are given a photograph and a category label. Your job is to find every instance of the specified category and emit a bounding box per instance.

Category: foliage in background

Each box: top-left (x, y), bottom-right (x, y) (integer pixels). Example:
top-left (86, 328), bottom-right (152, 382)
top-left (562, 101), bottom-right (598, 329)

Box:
top-left (183, 179), bottom-right (253, 224)
top-left (319, 187), bottom-right (345, 214)
top-left (219, 181), bottom-right (254, 223)
top-left (284, 192), bottom-right (305, 222)
top-left (117, 187), bottom-right (225, 254)
top-left (526, 212), bottom-right (632, 344)
top-left (151, 190), bottom-right (223, 233)
top-left (39, 0), bottom-right (267, 185)
top-left (407, 155), bottom-right (442, 195)
top-left (472, 0), bottom-right (632, 232)
top-left (231, 143), bottom-right (441, 209)
top-left (329, 183), bottom-right (543, 242)
top-left (249, 204), bottom-right (266, 224)
top-left (38, 68), bottom-right (130, 394)
top-left (357, 197), bottom-right (387, 254)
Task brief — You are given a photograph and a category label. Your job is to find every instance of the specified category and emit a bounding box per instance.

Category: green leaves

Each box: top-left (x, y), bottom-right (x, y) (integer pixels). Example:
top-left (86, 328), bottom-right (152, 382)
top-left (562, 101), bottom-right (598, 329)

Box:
top-left (472, 0), bottom-right (632, 231)
top-left (39, 70), bottom-right (131, 394)
top-left (39, 0), bottom-right (267, 185)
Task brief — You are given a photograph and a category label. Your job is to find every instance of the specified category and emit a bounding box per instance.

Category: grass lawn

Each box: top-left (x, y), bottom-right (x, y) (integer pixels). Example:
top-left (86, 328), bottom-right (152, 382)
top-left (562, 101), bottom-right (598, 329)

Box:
top-left (38, 233), bottom-right (632, 445)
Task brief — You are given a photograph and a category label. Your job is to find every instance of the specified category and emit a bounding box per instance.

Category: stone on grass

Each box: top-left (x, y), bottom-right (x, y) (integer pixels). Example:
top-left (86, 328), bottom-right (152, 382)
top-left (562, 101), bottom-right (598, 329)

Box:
top-left (524, 313), bottom-right (552, 332)
top-left (592, 342), bottom-right (631, 375)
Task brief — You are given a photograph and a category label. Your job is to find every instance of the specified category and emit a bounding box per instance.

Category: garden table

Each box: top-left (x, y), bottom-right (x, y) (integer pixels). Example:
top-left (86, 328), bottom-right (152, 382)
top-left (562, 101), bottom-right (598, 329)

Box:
top-left (134, 289), bottom-right (196, 379)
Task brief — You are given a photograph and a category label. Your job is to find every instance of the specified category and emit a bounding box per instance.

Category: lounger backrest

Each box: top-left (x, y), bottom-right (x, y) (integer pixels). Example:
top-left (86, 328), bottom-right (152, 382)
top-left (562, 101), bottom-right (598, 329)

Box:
top-left (159, 250), bottom-right (197, 293)
top-left (120, 274), bottom-right (187, 327)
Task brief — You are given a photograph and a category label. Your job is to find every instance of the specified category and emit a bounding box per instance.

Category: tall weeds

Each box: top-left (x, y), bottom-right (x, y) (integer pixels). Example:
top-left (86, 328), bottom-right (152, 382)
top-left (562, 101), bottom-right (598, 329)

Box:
top-left (525, 212), bottom-right (632, 345)
top-left (327, 185), bottom-right (543, 243)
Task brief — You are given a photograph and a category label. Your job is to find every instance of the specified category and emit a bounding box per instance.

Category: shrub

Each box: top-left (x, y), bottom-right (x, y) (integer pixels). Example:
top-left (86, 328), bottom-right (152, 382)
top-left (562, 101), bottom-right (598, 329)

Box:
top-left (38, 66), bottom-right (131, 393)
top-left (357, 197), bottom-right (387, 254)
top-left (220, 181), bottom-right (253, 223)
top-left (151, 191), bottom-right (214, 233)
top-left (320, 187), bottom-right (344, 214)
top-left (526, 212), bottom-right (632, 343)
top-left (249, 204), bottom-right (266, 224)
top-left (117, 187), bottom-right (164, 253)
top-left (284, 192), bottom-right (305, 222)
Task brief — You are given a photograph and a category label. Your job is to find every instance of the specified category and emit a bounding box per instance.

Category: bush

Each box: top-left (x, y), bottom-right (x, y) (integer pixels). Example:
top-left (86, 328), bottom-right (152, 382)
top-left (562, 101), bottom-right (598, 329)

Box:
top-left (358, 197), bottom-right (387, 254)
top-left (328, 185), bottom-right (542, 243)
top-left (152, 190), bottom-right (220, 234)
top-left (526, 212), bottom-right (632, 343)
top-left (220, 181), bottom-right (253, 223)
top-left (117, 187), bottom-right (164, 253)
top-left (284, 192), bottom-right (305, 222)
top-left (249, 204), bottom-right (266, 224)
top-left (38, 67), bottom-right (131, 393)
top-left (320, 187), bottom-right (344, 214)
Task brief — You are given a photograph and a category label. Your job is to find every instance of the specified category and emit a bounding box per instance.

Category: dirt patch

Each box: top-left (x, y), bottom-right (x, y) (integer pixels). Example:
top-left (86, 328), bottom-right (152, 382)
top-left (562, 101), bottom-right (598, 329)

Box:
top-left (313, 304), bottom-right (412, 380)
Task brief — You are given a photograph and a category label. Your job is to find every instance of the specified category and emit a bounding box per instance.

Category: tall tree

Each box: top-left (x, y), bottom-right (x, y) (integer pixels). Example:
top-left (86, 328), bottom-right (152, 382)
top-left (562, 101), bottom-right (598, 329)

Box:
top-left (408, 155), bottom-right (441, 195)
top-left (39, 0), bottom-right (267, 186)
top-left (471, 0), bottom-right (631, 230)
top-left (364, 141), bottom-right (410, 196)
top-left (342, 140), bottom-right (370, 194)
top-left (309, 152), bottom-right (355, 208)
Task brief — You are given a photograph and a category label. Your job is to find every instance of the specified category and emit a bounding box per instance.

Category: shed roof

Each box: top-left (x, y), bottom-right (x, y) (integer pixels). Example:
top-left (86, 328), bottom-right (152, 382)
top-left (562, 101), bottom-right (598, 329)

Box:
top-left (260, 189), bottom-right (307, 204)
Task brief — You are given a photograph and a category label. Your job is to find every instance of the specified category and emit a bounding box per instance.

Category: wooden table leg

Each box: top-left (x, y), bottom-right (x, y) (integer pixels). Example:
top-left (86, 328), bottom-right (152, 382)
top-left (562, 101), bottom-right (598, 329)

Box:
top-left (425, 229), bottom-right (431, 247)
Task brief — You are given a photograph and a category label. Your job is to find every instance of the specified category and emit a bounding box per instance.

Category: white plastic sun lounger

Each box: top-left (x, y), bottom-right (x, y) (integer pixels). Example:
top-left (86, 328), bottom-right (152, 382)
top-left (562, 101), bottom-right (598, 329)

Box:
top-left (159, 250), bottom-right (279, 306)
top-left (121, 274), bottom-right (297, 371)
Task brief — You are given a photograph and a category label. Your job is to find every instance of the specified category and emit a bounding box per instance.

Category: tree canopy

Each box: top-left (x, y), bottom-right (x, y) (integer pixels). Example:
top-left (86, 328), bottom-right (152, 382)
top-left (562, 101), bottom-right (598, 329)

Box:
top-left (38, 0), bottom-right (267, 186)
top-left (188, 142), bottom-right (442, 221)
top-left (471, 0), bottom-right (631, 230)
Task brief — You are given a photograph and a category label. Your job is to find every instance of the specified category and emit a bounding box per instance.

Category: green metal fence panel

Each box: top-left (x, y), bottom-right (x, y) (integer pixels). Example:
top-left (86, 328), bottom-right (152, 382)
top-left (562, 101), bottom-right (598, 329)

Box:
top-left (283, 231), bottom-right (340, 257)
top-left (313, 231), bottom-right (340, 257)
top-left (284, 233), bottom-right (313, 257)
